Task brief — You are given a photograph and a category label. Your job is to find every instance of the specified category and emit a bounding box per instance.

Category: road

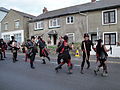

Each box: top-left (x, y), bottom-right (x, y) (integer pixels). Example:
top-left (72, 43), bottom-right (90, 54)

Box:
top-left (0, 52), bottom-right (120, 90)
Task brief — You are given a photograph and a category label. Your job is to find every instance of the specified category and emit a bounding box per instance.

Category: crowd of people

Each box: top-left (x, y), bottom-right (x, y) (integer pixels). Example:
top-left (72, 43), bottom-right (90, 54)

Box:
top-left (0, 33), bottom-right (111, 76)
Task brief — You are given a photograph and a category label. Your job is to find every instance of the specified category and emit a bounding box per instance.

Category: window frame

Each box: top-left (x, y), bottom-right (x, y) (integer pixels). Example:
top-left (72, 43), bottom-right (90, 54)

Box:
top-left (102, 9), bottom-right (117, 25)
top-left (14, 19), bottom-right (20, 29)
top-left (4, 22), bottom-right (8, 30)
top-left (103, 32), bottom-right (117, 45)
top-left (66, 33), bottom-right (75, 43)
top-left (66, 16), bottom-right (74, 24)
top-left (49, 18), bottom-right (60, 28)
top-left (34, 21), bottom-right (44, 30)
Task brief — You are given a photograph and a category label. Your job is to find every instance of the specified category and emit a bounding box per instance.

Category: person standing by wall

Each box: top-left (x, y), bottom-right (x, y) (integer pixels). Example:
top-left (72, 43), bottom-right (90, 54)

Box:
top-left (81, 33), bottom-right (95, 74)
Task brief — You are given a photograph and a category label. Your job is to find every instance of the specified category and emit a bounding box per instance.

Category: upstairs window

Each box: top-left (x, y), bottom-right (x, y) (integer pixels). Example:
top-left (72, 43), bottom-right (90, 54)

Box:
top-left (34, 21), bottom-right (44, 30)
top-left (66, 16), bottom-right (74, 24)
top-left (49, 18), bottom-right (60, 28)
top-left (102, 9), bottom-right (117, 25)
top-left (15, 20), bottom-right (20, 28)
top-left (4, 22), bottom-right (8, 30)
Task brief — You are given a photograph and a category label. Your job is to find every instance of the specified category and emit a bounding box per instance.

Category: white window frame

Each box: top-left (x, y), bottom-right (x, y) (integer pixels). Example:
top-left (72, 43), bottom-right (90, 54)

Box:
top-left (4, 22), bottom-right (8, 30)
top-left (34, 21), bottom-right (44, 30)
top-left (103, 32), bottom-right (117, 46)
top-left (49, 18), bottom-right (60, 28)
top-left (14, 19), bottom-right (20, 28)
top-left (66, 16), bottom-right (74, 24)
top-left (66, 33), bottom-right (75, 42)
top-left (102, 9), bottom-right (117, 25)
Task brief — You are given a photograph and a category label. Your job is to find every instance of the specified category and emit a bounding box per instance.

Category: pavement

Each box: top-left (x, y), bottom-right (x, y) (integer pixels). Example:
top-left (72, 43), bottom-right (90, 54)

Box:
top-left (0, 51), bottom-right (120, 90)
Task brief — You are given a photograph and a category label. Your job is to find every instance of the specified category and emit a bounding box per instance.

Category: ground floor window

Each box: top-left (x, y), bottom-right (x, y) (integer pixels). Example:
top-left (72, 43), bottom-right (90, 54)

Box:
top-left (3, 35), bottom-right (10, 42)
top-left (104, 33), bottom-right (116, 45)
top-left (14, 33), bottom-right (22, 44)
top-left (91, 34), bottom-right (97, 44)
top-left (66, 33), bottom-right (75, 43)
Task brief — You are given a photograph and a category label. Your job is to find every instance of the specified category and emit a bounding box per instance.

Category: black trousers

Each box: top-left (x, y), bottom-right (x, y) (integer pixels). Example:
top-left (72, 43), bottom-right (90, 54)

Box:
top-left (0, 52), bottom-right (3, 60)
top-left (57, 53), bottom-right (62, 64)
top-left (30, 54), bottom-right (36, 67)
top-left (81, 51), bottom-right (90, 69)
top-left (13, 52), bottom-right (17, 62)
top-left (98, 60), bottom-right (107, 73)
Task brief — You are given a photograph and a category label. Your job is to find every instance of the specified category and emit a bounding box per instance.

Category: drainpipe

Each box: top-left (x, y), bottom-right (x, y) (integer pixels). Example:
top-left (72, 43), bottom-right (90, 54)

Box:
top-left (79, 12), bottom-right (88, 33)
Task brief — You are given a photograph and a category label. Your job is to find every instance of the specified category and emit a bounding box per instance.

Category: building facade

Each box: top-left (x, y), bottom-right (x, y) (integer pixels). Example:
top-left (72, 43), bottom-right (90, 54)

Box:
top-left (29, 0), bottom-right (120, 57)
top-left (0, 7), bottom-right (9, 38)
top-left (1, 9), bottom-right (36, 44)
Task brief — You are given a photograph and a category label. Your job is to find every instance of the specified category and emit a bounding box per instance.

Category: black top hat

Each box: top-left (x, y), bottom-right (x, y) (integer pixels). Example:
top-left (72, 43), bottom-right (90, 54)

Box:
top-left (84, 33), bottom-right (89, 38)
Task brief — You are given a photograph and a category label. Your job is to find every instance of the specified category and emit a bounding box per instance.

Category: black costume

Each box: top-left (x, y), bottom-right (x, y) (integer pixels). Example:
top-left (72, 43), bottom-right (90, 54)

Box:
top-left (8, 36), bottom-right (19, 63)
top-left (81, 34), bottom-right (94, 74)
top-left (94, 39), bottom-right (109, 76)
top-left (56, 39), bottom-right (63, 65)
top-left (26, 39), bottom-right (37, 69)
top-left (37, 37), bottom-right (50, 64)
top-left (0, 39), bottom-right (4, 60)
top-left (55, 35), bottom-right (73, 74)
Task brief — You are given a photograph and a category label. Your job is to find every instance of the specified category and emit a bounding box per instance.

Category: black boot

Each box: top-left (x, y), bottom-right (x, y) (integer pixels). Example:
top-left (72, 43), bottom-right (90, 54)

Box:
top-left (42, 59), bottom-right (46, 64)
top-left (80, 67), bottom-right (84, 74)
top-left (68, 66), bottom-right (72, 74)
top-left (55, 64), bottom-right (63, 73)
top-left (47, 56), bottom-right (50, 61)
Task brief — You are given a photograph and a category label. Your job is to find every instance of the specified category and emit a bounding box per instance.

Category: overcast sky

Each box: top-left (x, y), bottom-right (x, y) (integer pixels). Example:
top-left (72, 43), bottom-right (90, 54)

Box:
top-left (0, 0), bottom-right (91, 16)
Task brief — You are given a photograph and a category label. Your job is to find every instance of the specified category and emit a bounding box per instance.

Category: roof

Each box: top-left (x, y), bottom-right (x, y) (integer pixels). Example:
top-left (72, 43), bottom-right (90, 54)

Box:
top-left (0, 7), bottom-right (9, 13)
top-left (30, 0), bottom-right (120, 22)
top-left (11, 9), bottom-right (36, 19)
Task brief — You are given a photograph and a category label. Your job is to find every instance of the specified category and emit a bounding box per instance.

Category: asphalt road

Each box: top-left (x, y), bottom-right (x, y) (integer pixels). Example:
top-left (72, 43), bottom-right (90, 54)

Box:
top-left (0, 52), bottom-right (120, 90)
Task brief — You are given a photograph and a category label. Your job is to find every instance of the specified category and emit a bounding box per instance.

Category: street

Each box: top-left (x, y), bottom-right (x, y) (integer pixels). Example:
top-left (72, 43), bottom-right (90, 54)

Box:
top-left (0, 52), bottom-right (120, 90)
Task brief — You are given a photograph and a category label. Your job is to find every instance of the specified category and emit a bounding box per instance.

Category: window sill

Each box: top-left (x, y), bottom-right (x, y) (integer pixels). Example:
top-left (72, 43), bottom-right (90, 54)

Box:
top-left (102, 22), bottom-right (117, 26)
top-left (49, 26), bottom-right (60, 29)
top-left (34, 29), bottom-right (44, 31)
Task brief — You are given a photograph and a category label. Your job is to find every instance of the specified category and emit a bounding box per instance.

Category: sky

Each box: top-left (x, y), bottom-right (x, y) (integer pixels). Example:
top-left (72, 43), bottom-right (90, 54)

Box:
top-left (0, 0), bottom-right (91, 16)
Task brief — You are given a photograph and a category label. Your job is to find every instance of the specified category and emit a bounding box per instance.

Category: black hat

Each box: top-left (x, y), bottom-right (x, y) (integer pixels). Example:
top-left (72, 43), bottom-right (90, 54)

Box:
top-left (64, 35), bottom-right (68, 40)
top-left (31, 36), bottom-right (35, 39)
top-left (11, 36), bottom-right (15, 39)
top-left (96, 39), bottom-right (103, 43)
top-left (84, 33), bottom-right (89, 38)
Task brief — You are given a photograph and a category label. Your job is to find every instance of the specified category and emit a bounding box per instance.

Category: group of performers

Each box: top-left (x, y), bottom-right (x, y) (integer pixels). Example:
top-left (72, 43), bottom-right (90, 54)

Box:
top-left (0, 33), bottom-right (111, 76)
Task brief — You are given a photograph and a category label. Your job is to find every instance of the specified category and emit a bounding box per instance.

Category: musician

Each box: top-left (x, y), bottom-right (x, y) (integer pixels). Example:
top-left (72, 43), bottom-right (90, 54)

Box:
top-left (81, 33), bottom-right (95, 74)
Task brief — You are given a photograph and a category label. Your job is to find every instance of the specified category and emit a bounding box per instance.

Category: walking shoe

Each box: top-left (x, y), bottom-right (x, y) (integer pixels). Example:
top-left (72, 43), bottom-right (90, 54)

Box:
top-left (55, 68), bottom-right (58, 73)
top-left (94, 70), bottom-right (97, 75)
top-left (42, 59), bottom-right (46, 64)
top-left (80, 70), bottom-right (84, 74)
top-left (31, 67), bottom-right (35, 69)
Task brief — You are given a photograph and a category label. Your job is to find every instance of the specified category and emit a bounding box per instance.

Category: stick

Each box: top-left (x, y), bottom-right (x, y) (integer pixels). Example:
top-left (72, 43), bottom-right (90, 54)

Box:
top-left (83, 42), bottom-right (88, 60)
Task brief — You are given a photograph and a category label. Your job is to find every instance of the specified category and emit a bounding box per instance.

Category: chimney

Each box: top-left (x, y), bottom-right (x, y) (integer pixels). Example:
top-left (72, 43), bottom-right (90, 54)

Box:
top-left (43, 7), bottom-right (48, 13)
top-left (91, 0), bottom-right (96, 2)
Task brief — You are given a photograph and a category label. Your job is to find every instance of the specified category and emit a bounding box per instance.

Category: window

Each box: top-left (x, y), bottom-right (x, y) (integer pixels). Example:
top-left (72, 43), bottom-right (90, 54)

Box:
top-left (104, 33), bottom-right (116, 45)
top-left (66, 33), bottom-right (75, 43)
top-left (49, 18), bottom-right (60, 28)
top-left (14, 33), bottom-right (22, 44)
top-left (34, 21), bottom-right (44, 30)
top-left (102, 9), bottom-right (117, 25)
top-left (66, 16), bottom-right (74, 24)
top-left (4, 23), bottom-right (8, 30)
top-left (91, 34), bottom-right (97, 44)
top-left (3, 35), bottom-right (10, 42)
top-left (15, 20), bottom-right (20, 28)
